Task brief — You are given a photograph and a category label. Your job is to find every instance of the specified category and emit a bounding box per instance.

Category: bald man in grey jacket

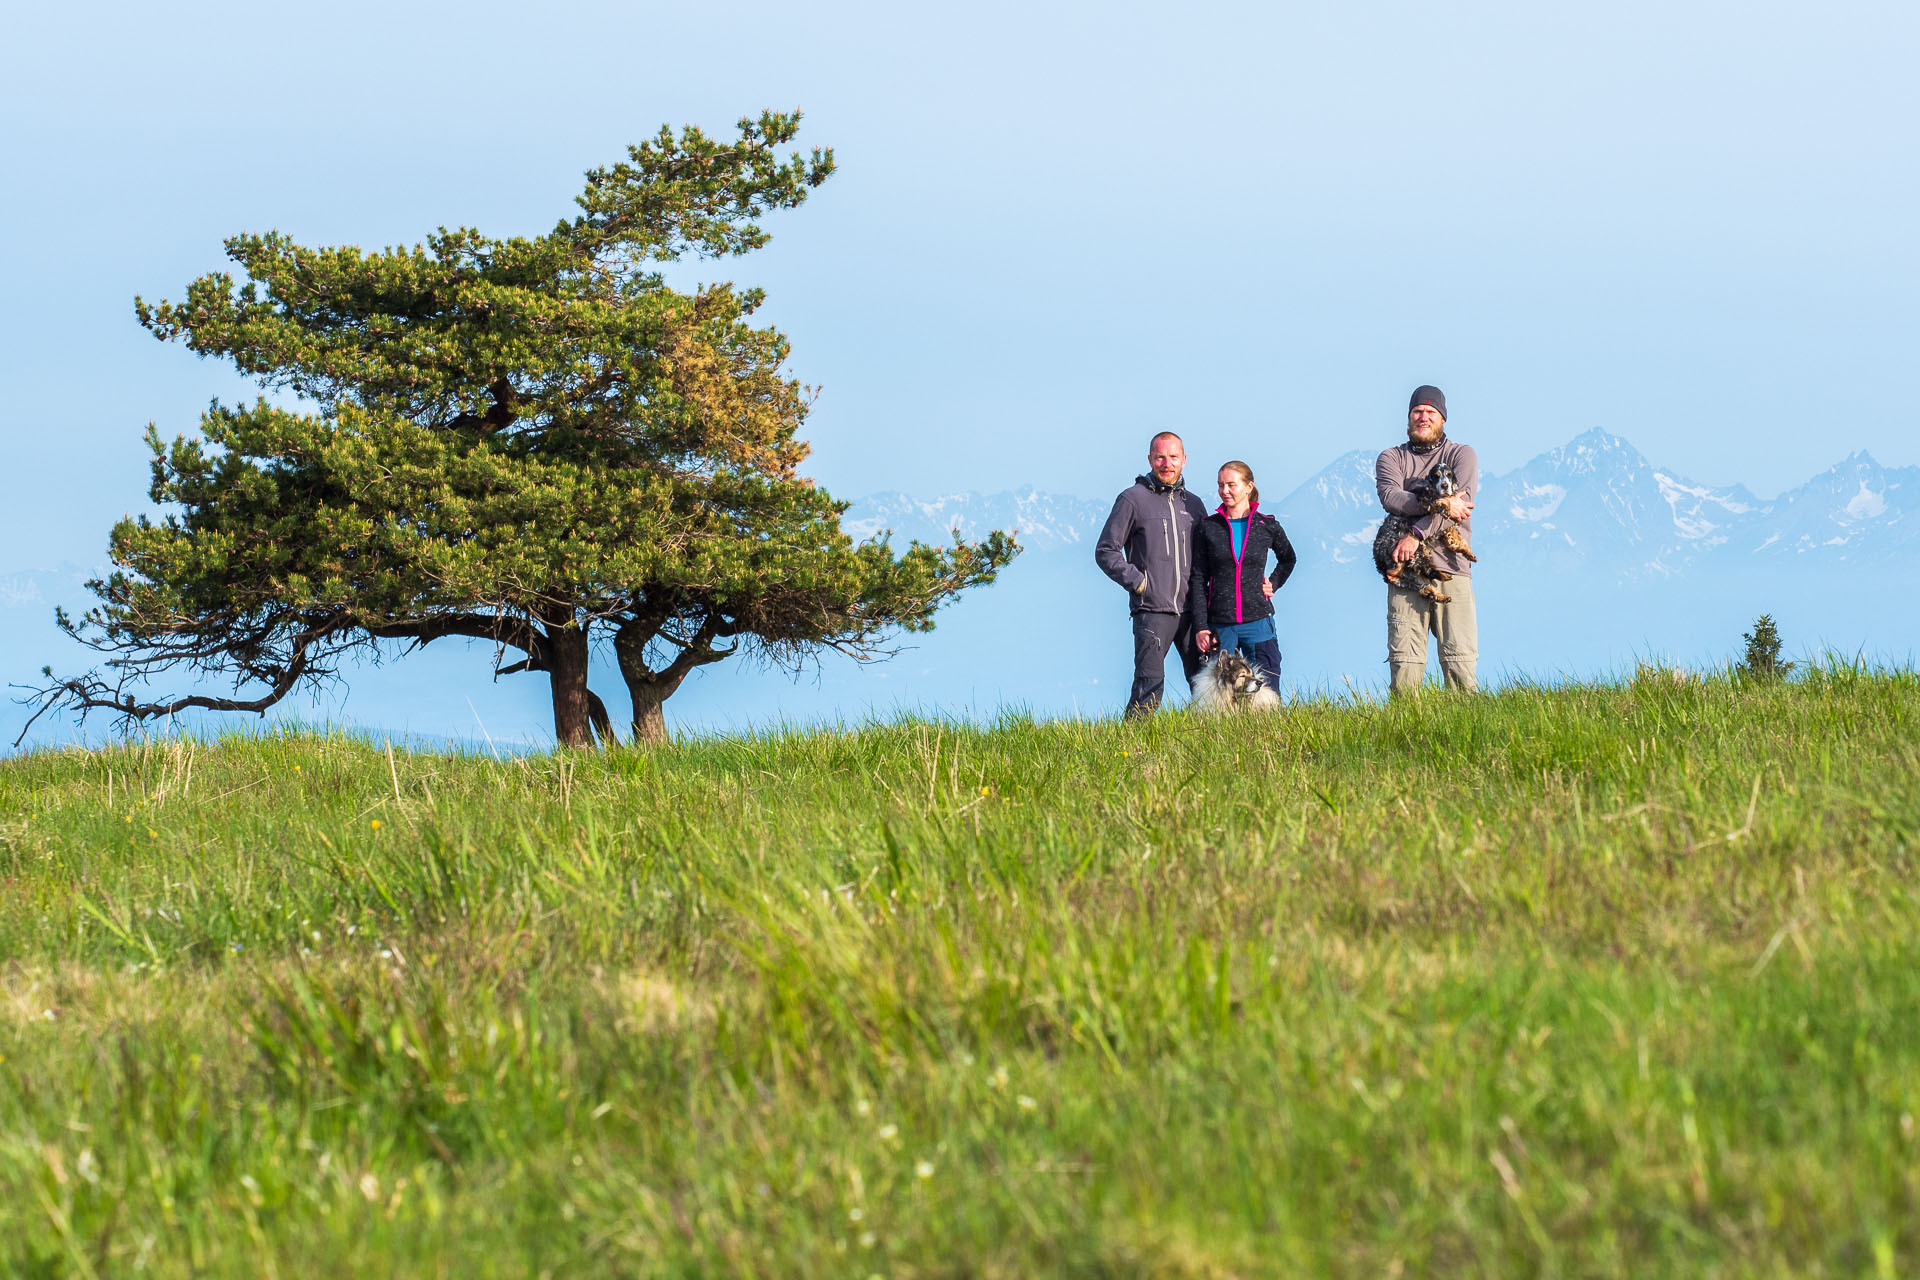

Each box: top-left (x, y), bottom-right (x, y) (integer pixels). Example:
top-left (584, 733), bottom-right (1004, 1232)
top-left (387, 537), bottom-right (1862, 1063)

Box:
top-left (1095, 431), bottom-right (1209, 715)
top-left (1376, 385), bottom-right (1478, 694)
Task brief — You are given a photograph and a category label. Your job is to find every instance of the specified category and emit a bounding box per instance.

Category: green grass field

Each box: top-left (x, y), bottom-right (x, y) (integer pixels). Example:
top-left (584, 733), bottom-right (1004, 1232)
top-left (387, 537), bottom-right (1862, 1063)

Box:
top-left (2, 667), bottom-right (1917, 1277)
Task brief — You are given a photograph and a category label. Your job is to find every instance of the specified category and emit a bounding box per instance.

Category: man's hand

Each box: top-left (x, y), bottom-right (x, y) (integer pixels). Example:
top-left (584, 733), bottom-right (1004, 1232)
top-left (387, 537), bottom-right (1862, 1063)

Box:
top-left (1393, 534), bottom-right (1420, 563)
top-left (1439, 495), bottom-right (1473, 521)
top-left (1195, 630), bottom-right (1213, 653)
top-left (1131, 572), bottom-right (1149, 595)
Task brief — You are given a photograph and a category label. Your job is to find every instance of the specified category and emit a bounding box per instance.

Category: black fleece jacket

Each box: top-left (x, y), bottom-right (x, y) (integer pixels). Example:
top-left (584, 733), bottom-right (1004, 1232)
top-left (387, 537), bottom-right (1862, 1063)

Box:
top-left (1185, 507), bottom-right (1298, 631)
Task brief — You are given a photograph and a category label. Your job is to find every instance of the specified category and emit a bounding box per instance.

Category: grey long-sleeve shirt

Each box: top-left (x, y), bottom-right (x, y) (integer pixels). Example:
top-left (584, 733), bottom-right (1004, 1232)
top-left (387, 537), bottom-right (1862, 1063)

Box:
top-left (1375, 440), bottom-right (1478, 578)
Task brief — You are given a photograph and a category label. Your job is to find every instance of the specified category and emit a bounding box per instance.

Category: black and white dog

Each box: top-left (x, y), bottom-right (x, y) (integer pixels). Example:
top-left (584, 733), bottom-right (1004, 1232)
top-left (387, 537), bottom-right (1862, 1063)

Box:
top-left (1371, 462), bottom-right (1477, 603)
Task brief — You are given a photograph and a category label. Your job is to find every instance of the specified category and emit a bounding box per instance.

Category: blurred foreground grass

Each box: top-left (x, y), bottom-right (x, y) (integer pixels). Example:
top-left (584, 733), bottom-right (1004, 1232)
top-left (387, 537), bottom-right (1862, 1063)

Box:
top-left (2, 666), bottom-right (1917, 1277)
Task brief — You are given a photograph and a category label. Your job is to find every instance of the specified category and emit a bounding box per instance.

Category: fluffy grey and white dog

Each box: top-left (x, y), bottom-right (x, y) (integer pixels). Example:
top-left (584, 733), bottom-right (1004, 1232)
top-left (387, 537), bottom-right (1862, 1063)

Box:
top-left (1190, 651), bottom-right (1282, 713)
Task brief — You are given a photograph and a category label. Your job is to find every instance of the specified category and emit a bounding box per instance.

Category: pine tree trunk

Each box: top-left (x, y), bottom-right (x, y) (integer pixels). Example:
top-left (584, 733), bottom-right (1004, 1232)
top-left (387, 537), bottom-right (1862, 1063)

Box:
top-left (547, 622), bottom-right (594, 748)
top-left (614, 613), bottom-right (735, 747)
top-left (630, 688), bottom-right (669, 746)
top-left (586, 691), bottom-right (619, 748)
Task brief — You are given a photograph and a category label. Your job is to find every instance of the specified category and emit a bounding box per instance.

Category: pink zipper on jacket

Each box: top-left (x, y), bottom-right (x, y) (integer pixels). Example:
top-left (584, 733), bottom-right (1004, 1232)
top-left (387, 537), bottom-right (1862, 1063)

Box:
top-left (1216, 502), bottom-right (1257, 624)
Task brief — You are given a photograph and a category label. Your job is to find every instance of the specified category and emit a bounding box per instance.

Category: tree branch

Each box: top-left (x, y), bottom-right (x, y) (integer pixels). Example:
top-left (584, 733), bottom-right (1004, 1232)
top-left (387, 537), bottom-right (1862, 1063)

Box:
top-left (586, 689), bottom-right (618, 747)
top-left (446, 377), bottom-right (518, 435)
top-left (366, 612), bottom-right (549, 663)
top-left (16, 619), bottom-right (333, 746)
top-left (616, 611), bottom-right (734, 701)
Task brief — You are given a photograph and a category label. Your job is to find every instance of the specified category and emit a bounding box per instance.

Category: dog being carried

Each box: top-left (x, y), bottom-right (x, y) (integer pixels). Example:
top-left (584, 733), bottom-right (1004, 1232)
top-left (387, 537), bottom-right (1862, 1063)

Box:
top-left (1371, 461), bottom-right (1477, 603)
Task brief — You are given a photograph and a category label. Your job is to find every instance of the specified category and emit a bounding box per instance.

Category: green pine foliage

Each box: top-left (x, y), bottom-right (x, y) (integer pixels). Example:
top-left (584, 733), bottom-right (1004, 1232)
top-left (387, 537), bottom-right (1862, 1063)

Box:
top-left (1740, 614), bottom-right (1795, 680)
top-left (44, 112), bottom-right (1015, 746)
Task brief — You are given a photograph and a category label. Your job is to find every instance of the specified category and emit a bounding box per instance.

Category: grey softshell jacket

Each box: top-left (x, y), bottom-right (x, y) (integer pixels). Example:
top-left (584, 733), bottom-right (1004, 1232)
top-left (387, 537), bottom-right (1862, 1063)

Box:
top-left (1094, 475), bottom-right (1210, 615)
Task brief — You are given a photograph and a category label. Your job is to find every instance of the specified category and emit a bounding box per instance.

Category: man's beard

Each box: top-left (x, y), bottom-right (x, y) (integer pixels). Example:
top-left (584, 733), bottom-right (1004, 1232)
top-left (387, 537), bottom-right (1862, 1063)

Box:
top-left (1406, 422), bottom-right (1446, 452)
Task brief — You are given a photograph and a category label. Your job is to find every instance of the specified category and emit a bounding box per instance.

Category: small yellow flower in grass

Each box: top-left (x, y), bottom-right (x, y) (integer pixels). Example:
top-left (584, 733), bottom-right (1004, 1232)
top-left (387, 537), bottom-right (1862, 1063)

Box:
top-left (979, 785), bottom-right (990, 796)
top-left (370, 819), bottom-right (382, 830)
top-left (146, 828), bottom-right (159, 839)
top-left (123, 816), bottom-right (132, 824)
top-left (915, 1160), bottom-right (935, 1180)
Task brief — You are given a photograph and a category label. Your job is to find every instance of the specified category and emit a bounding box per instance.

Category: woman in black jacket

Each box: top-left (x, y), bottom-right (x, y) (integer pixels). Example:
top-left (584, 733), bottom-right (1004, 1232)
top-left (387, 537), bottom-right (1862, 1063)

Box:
top-left (1187, 460), bottom-right (1297, 690)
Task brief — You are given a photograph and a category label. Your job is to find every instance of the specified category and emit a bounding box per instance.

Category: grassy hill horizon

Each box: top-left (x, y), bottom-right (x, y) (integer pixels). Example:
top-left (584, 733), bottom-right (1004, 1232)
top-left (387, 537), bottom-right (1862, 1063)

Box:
top-left (2, 668), bottom-right (1917, 1275)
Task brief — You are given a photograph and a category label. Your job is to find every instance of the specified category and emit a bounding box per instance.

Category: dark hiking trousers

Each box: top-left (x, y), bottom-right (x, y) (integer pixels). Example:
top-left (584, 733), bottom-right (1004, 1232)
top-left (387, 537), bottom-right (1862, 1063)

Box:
top-left (1128, 611), bottom-right (1203, 715)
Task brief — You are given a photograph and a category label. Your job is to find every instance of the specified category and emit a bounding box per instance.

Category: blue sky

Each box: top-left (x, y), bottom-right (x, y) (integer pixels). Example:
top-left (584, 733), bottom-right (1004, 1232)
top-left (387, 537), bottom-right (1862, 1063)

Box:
top-left (2, 1), bottom-right (1916, 744)
top-left (7, 0), bottom-right (1918, 566)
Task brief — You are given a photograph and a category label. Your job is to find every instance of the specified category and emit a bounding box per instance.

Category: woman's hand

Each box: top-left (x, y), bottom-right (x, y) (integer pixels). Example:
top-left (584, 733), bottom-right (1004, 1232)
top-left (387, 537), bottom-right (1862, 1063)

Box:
top-left (1195, 630), bottom-right (1214, 653)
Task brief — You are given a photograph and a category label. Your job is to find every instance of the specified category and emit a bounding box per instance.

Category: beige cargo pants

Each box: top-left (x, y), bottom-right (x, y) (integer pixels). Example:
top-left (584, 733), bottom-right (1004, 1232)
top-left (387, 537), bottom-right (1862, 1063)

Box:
top-left (1387, 576), bottom-right (1477, 694)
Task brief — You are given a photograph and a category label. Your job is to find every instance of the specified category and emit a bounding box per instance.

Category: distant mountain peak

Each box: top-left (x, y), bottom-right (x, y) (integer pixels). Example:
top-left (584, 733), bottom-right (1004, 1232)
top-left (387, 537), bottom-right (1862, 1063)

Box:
top-left (1537, 428), bottom-right (1646, 476)
top-left (1565, 426), bottom-right (1632, 448)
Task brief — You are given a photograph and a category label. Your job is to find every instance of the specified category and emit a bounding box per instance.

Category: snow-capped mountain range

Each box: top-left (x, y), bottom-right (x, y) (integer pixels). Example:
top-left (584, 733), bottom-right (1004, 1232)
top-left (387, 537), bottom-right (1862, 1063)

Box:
top-left (841, 490), bottom-right (1112, 554)
top-left (846, 428), bottom-right (1920, 578)
top-left (5, 430), bottom-right (1910, 748)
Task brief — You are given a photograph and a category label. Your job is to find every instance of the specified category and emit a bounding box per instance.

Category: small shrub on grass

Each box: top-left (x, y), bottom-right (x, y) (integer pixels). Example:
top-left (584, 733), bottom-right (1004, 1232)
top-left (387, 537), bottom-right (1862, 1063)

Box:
top-left (1740, 613), bottom-right (1795, 680)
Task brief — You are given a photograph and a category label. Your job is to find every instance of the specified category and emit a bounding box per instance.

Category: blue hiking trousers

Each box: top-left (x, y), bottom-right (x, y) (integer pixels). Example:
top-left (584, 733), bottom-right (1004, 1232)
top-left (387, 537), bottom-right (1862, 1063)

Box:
top-left (1210, 617), bottom-right (1282, 689)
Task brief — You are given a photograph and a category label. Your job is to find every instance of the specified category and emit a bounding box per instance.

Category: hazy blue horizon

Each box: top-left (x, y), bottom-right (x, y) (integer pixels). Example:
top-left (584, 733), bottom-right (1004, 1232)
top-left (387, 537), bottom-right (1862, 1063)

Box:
top-left (7, 418), bottom-right (1913, 754)
top-left (6, 0), bottom-right (1916, 745)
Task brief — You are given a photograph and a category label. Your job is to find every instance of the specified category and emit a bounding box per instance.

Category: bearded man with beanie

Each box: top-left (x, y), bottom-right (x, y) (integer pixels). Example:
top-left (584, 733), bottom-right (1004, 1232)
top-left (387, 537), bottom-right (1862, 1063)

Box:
top-left (1375, 385), bottom-right (1478, 694)
top-left (1096, 431), bottom-right (1210, 715)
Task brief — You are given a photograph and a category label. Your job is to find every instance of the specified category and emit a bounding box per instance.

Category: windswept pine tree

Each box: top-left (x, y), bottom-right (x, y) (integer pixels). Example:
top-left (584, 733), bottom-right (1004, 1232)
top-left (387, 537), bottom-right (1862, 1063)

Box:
top-left (35, 112), bottom-right (1016, 746)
